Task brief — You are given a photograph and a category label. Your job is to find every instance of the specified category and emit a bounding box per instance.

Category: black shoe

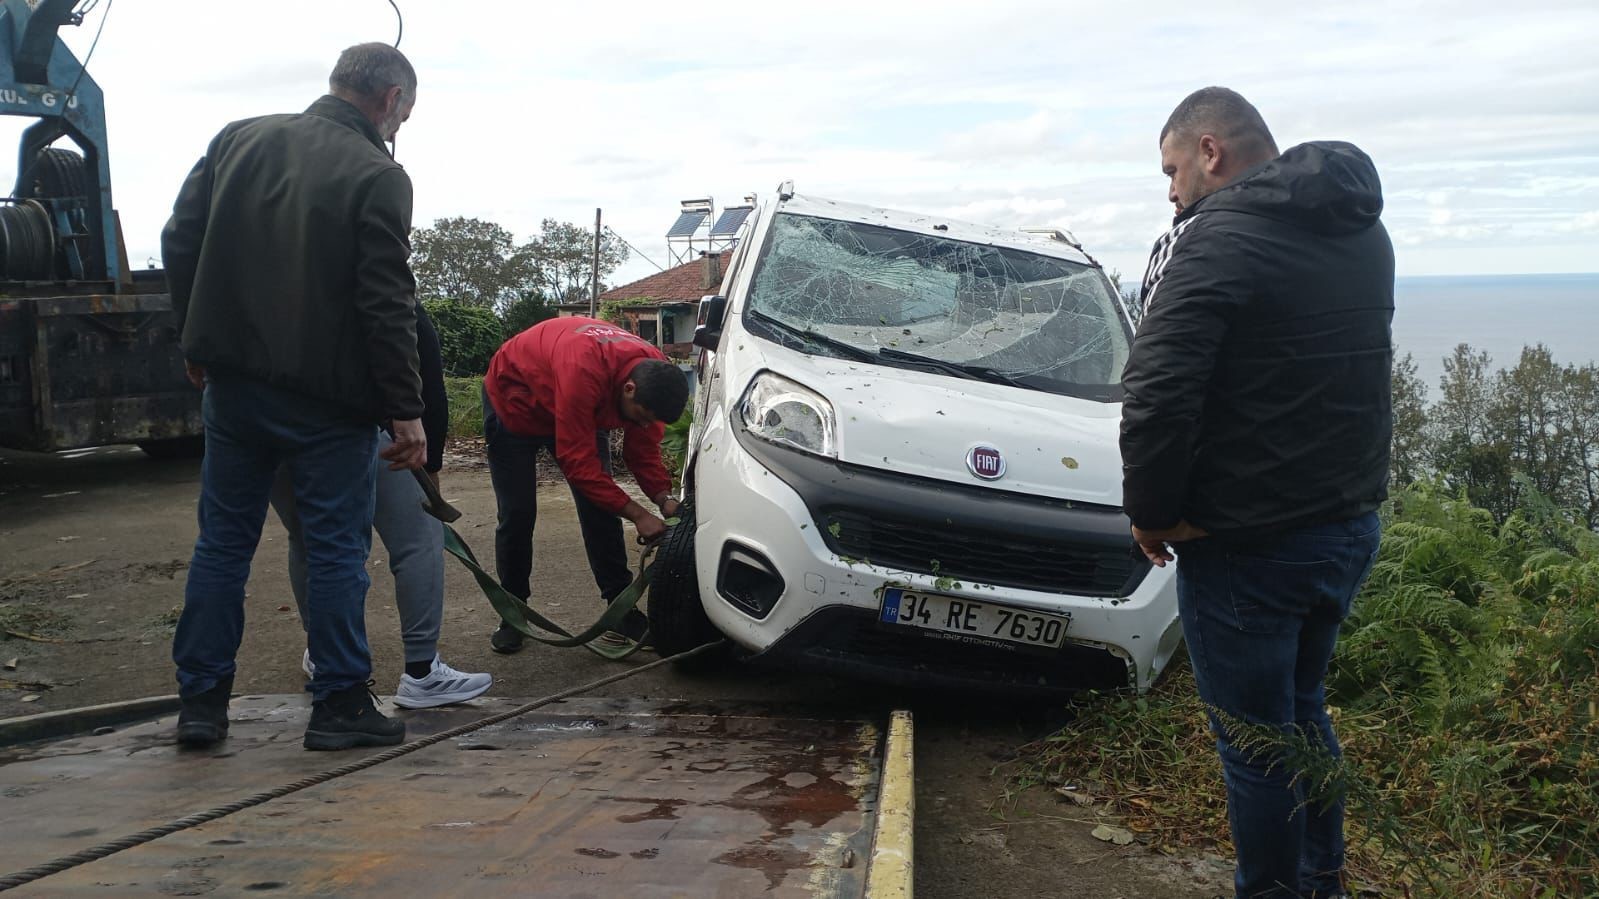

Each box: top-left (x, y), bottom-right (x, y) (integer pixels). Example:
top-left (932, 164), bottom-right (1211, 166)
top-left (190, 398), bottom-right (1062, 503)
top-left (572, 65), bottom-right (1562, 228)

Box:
top-left (176, 677), bottom-right (232, 747)
top-left (491, 621), bottom-right (525, 654)
top-left (303, 681), bottom-right (406, 751)
top-left (617, 608), bottom-right (649, 643)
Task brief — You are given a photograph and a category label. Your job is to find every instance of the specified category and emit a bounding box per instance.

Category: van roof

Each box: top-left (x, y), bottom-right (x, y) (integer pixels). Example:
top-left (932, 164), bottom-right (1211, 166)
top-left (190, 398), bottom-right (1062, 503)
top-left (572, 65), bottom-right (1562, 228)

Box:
top-left (776, 193), bottom-right (1098, 267)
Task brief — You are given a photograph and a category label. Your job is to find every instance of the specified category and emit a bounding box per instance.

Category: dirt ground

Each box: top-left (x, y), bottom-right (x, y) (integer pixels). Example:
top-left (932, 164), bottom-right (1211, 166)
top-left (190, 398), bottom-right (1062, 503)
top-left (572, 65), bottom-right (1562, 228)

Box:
top-left (0, 443), bottom-right (1231, 898)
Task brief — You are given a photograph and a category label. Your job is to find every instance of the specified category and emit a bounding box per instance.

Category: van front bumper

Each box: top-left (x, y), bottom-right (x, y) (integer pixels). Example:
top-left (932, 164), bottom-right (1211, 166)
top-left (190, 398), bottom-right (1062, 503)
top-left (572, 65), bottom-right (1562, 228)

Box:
top-left (691, 425), bottom-right (1184, 692)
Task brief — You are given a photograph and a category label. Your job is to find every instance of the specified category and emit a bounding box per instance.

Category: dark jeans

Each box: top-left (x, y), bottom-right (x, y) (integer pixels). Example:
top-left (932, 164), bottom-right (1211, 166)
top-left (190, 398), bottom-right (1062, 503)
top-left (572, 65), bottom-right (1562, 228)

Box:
top-left (173, 375), bottom-right (378, 702)
top-left (1175, 512), bottom-right (1381, 899)
top-left (271, 431), bottom-right (445, 666)
top-left (481, 388), bottom-right (633, 618)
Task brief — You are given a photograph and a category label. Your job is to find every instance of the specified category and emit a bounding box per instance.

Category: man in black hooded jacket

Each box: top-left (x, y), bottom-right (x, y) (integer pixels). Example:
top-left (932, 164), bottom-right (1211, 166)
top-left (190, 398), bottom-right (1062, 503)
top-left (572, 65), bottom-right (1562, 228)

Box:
top-left (1120, 87), bottom-right (1392, 898)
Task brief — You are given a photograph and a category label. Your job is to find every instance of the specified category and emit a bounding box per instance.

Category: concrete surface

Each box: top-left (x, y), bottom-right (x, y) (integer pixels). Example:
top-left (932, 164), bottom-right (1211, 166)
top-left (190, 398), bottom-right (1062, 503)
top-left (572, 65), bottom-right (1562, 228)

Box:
top-left (0, 443), bottom-right (1230, 897)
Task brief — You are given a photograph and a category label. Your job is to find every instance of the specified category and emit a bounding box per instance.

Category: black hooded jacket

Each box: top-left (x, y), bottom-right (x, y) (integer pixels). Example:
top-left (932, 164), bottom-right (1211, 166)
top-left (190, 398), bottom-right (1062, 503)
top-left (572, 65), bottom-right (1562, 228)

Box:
top-left (1120, 141), bottom-right (1394, 538)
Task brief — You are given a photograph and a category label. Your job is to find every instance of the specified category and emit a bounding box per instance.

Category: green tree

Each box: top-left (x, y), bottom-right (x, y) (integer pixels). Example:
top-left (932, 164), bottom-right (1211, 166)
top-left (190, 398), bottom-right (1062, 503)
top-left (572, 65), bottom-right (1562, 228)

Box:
top-left (1554, 363), bottom-right (1599, 526)
top-left (412, 217), bottom-right (534, 310)
top-left (1411, 342), bottom-right (1599, 528)
top-left (500, 293), bottom-right (558, 337)
top-left (1431, 343), bottom-right (1496, 446)
top-left (1428, 344), bottom-right (1517, 517)
top-left (423, 299), bottom-right (504, 376)
top-left (1488, 345), bottom-right (1575, 508)
top-left (523, 218), bottom-right (629, 305)
top-left (1389, 352), bottom-right (1429, 486)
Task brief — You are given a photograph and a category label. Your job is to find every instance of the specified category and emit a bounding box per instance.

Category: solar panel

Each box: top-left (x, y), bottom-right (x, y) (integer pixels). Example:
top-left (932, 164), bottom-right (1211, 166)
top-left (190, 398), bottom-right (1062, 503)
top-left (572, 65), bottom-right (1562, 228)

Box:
top-left (709, 206), bottom-right (754, 237)
top-left (667, 210), bottom-right (708, 238)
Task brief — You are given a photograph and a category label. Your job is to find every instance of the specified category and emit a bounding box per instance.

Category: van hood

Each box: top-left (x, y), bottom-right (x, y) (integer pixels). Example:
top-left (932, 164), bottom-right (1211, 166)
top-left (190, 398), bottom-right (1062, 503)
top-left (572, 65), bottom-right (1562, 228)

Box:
top-left (755, 341), bottom-right (1124, 506)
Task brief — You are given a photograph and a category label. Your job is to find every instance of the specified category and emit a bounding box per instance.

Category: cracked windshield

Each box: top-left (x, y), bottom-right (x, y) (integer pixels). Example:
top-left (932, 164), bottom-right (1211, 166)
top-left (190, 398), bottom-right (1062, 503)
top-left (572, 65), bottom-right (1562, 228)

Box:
top-left (746, 213), bottom-right (1131, 401)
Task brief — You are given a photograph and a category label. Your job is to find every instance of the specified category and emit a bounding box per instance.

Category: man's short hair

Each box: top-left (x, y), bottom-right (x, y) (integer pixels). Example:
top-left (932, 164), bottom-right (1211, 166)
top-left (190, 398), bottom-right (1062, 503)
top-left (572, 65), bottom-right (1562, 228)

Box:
top-left (1160, 86), bottom-right (1277, 155)
top-left (631, 360), bottom-right (689, 423)
top-left (330, 43), bottom-right (417, 101)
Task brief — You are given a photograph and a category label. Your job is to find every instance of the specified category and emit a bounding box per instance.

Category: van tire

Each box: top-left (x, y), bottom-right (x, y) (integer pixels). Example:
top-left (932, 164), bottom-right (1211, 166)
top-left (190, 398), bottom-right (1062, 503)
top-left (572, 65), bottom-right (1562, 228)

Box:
top-left (646, 498), bottom-right (725, 670)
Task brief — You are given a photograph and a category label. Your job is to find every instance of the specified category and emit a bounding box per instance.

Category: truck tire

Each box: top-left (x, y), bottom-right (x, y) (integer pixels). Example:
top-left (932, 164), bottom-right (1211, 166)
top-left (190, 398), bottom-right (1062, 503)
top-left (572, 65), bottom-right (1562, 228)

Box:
top-left (646, 498), bottom-right (726, 670)
top-left (137, 436), bottom-right (204, 460)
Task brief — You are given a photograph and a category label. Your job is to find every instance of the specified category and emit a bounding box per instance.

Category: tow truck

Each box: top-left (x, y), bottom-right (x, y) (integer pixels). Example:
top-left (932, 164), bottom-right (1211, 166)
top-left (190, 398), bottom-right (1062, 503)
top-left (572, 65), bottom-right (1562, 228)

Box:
top-left (0, 0), bottom-right (201, 459)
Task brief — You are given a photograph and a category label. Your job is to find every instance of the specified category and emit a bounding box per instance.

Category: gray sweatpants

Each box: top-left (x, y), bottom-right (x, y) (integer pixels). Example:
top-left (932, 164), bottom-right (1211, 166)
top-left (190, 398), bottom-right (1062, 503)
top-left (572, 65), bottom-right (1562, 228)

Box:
top-left (270, 430), bottom-right (444, 665)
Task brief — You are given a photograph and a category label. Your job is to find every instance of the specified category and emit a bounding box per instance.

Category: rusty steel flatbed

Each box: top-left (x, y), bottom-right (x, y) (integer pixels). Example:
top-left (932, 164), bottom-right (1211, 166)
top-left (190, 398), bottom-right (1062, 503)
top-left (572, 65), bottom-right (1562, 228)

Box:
top-left (0, 696), bottom-right (912, 897)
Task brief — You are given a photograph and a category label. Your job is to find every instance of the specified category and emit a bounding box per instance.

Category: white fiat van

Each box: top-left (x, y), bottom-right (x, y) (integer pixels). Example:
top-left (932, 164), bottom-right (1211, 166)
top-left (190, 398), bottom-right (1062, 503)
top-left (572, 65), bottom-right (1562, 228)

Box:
top-left (646, 186), bottom-right (1181, 693)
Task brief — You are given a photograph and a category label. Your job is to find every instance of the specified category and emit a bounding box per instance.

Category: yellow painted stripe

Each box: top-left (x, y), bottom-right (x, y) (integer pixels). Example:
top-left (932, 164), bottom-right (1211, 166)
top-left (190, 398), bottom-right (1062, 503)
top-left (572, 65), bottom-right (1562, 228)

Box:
top-left (865, 709), bottom-right (914, 899)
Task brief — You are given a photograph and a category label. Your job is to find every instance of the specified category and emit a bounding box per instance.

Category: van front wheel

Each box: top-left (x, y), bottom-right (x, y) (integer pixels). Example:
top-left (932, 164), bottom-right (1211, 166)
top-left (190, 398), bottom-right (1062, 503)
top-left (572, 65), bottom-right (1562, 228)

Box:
top-left (646, 498), bottom-right (726, 670)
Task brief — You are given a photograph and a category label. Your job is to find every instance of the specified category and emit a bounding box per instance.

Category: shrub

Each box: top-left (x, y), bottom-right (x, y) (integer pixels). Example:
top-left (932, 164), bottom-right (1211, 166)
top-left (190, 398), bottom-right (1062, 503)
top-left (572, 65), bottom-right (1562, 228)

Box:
top-left (425, 299), bottom-right (504, 376)
top-left (501, 294), bottom-right (558, 338)
top-left (1004, 483), bottom-right (1599, 895)
top-left (661, 407), bottom-right (693, 487)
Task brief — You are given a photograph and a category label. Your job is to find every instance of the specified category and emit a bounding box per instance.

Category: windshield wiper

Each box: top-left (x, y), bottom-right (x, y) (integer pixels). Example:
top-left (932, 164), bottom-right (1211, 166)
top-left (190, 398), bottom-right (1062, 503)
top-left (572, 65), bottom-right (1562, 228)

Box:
top-left (876, 347), bottom-right (1030, 389)
top-left (750, 311), bottom-right (878, 362)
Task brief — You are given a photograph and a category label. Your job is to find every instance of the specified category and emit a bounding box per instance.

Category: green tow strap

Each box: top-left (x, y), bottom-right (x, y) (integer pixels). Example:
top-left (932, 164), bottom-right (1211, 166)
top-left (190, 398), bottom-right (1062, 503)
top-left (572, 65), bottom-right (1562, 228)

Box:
top-left (442, 525), bottom-right (653, 662)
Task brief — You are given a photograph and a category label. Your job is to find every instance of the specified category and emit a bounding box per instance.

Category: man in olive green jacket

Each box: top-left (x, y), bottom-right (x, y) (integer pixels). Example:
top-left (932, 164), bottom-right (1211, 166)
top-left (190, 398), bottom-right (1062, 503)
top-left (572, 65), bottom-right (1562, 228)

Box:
top-left (163, 43), bottom-right (426, 751)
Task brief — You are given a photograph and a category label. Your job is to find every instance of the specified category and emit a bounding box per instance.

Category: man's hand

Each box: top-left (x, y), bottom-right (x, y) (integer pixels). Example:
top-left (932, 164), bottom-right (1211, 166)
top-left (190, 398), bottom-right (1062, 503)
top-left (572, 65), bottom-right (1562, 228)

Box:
top-left (1130, 521), bottom-right (1210, 568)
top-left (184, 360), bottom-right (207, 390)
top-left (632, 511), bottom-right (668, 543)
top-left (622, 499), bottom-right (669, 542)
top-left (656, 495), bottom-right (682, 521)
top-left (382, 418), bottom-right (427, 471)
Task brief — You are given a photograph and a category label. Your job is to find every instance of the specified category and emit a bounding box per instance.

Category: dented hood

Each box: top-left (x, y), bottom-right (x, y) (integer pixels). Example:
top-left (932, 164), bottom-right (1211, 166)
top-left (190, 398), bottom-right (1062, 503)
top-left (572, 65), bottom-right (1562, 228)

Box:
top-left (760, 341), bottom-right (1124, 506)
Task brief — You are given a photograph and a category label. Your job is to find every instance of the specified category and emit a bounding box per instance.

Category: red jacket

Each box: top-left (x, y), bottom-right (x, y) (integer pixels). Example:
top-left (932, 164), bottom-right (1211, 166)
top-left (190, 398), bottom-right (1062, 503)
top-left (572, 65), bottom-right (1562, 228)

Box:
top-left (485, 317), bottom-right (673, 514)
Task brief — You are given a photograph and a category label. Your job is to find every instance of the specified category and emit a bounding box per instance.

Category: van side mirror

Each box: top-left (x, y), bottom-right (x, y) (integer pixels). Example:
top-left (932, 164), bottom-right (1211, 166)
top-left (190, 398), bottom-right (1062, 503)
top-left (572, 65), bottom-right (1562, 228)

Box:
top-left (693, 294), bottom-right (727, 351)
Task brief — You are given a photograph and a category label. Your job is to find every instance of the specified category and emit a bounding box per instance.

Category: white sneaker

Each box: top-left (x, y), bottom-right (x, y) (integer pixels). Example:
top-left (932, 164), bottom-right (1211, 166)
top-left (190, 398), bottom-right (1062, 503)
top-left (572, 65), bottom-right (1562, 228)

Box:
top-left (394, 656), bottom-right (492, 709)
top-left (302, 648), bottom-right (315, 679)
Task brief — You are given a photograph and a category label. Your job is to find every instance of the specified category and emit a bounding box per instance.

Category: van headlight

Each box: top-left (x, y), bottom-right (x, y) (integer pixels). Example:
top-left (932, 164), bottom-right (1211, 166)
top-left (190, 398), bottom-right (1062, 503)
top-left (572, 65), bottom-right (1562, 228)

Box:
top-left (739, 372), bottom-right (837, 457)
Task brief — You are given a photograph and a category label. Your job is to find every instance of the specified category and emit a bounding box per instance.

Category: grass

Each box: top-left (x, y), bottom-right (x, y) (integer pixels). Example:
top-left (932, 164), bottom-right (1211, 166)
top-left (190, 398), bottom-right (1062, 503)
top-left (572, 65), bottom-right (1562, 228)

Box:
top-left (1001, 483), bottom-right (1599, 896)
top-left (444, 376), bottom-right (485, 438)
top-left (0, 602), bottom-right (74, 638)
top-left (150, 603), bottom-right (184, 631)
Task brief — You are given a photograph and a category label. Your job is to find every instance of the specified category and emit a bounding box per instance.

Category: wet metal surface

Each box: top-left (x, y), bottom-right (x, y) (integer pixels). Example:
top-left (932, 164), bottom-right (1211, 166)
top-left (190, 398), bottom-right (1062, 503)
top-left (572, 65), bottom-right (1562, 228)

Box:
top-left (0, 696), bottom-right (882, 896)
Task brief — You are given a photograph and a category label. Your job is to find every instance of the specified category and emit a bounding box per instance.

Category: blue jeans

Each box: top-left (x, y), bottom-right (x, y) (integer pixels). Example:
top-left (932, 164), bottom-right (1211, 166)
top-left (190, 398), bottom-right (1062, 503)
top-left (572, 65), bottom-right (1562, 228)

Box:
top-left (172, 375), bottom-right (379, 702)
top-left (270, 431), bottom-right (445, 666)
top-left (1175, 512), bottom-right (1381, 899)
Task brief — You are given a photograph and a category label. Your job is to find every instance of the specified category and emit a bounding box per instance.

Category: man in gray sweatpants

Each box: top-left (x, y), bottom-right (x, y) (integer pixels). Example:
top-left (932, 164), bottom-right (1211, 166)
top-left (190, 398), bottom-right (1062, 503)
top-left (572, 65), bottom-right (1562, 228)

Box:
top-left (271, 305), bottom-right (491, 709)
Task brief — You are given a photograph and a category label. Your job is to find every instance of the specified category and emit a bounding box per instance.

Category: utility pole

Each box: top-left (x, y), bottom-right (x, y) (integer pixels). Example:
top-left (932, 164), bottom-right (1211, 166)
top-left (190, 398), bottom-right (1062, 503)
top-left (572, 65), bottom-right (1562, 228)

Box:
top-left (589, 208), bottom-right (601, 319)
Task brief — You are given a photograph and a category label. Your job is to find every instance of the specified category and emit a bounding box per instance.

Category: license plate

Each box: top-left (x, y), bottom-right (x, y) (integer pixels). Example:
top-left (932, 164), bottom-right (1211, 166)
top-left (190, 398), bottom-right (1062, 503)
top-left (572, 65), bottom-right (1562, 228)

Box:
top-left (878, 588), bottom-right (1069, 649)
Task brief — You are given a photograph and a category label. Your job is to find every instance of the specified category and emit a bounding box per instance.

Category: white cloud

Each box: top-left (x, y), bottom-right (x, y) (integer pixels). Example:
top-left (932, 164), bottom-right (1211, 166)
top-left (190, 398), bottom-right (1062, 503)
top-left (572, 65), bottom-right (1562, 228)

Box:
top-left (1554, 211), bottom-right (1599, 234)
top-left (1394, 222), bottom-right (1512, 246)
top-left (1, 0), bottom-right (1589, 282)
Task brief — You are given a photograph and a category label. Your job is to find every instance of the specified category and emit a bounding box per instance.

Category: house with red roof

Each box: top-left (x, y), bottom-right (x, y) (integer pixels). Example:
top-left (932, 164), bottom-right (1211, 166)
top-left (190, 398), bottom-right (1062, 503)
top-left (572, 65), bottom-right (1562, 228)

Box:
top-left (558, 251), bottom-right (730, 359)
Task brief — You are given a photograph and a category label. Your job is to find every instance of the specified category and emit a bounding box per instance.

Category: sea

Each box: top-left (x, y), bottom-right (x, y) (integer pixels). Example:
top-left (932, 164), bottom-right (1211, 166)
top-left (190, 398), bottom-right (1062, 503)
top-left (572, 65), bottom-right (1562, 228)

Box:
top-left (1392, 273), bottom-right (1598, 389)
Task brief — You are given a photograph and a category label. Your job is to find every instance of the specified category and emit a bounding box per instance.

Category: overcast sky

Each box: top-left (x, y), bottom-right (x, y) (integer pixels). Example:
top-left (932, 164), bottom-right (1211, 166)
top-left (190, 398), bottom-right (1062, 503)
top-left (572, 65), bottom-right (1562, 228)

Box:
top-left (13, 0), bottom-right (1597, 288)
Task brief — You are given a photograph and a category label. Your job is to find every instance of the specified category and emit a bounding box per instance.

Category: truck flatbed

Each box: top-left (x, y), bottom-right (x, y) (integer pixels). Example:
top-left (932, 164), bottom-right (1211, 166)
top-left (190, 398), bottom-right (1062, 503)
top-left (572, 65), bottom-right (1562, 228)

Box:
top-left (0, 696), bottom-right (913, 897)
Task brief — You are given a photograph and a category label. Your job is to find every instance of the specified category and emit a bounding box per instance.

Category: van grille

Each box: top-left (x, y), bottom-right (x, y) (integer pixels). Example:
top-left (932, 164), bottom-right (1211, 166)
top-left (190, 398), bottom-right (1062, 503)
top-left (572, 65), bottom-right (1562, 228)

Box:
top-left (821, 508), bottom-right (1146, 596)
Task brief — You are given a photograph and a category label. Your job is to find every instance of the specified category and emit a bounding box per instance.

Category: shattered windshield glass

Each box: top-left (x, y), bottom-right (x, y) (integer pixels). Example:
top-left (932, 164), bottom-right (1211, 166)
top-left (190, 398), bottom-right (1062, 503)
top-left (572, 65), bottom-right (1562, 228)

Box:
top-left (744, 213), bottom-right (1130, 401)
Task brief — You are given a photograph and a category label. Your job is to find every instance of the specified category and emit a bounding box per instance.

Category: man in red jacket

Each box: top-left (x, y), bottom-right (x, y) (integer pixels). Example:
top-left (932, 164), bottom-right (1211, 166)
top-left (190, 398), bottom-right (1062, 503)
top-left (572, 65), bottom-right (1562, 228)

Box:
top-left (482, 317), bottom-right (690, 653)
